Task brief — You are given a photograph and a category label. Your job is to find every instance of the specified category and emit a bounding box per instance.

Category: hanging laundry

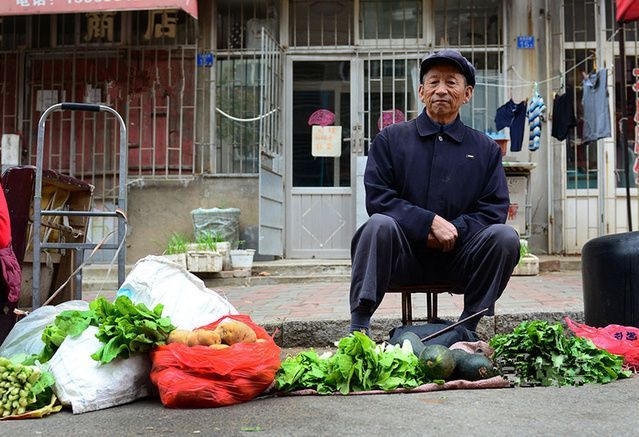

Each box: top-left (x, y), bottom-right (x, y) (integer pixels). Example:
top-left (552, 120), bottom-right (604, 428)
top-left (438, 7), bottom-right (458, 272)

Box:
top-left (582, 68), bottom-right (611, 142)
top-left (527, 87), bottom-right (546, 151)
top-left (495, 99), bottom-right (527, 152)
top-left (551, 86), bottom-right (577, 141)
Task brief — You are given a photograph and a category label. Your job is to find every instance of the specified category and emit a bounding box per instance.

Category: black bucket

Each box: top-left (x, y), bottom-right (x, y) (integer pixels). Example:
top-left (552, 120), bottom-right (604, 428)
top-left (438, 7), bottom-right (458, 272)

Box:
top-left (582, 232), bottom-right (639, 327)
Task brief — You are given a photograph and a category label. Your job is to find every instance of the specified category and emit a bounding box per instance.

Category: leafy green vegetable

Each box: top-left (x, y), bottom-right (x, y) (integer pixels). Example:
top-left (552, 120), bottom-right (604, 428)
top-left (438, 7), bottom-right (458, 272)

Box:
top-left (38, 309), bottom-right (95, 362)
top-left (276, 332), bottom-right (427, 394)
top-left (28, 370), bottom-right (56, 411)
top-left (89, 295), bottom-right (176, 364)
top-left (490, 320), bottom-right (631, 386)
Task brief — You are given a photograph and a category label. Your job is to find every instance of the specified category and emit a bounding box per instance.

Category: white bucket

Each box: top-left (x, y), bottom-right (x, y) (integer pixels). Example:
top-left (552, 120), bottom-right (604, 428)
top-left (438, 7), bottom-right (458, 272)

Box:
top-left (229, 249), bottom-right (255, 270)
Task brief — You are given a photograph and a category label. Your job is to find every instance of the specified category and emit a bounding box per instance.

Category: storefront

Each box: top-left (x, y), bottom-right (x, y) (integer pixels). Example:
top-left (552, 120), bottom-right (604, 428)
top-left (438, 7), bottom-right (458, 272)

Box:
top-left (2, 0), bottom-right (639, 261)
top-left (0, 0), bottom-right (205, 260)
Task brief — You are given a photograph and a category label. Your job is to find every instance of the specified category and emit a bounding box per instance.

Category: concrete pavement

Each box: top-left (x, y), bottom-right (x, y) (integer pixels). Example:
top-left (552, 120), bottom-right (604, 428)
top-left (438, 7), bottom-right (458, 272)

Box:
top-left (3, 373), bottom-right (638, 436)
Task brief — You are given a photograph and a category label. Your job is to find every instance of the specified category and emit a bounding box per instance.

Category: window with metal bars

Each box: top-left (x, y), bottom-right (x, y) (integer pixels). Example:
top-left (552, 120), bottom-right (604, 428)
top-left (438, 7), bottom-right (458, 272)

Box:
top-left (289, 0), bottom-right (353, 47)
top-left (215, 57), bottom-right (261, 174)
top-left (0, 16), bottom-right (27, 50)
top-left (20, 13), bottom-right (198, 186)
top-left (360, 0), bottom-right (422, 42)
top-left (217, 0), bottom-right (279, 50)
top-left (564, 0), bottom-right (600, 190)
top-left (434, 0), bottom-right (501, 47)
top-left (215, 1), bottom-right (281, 174)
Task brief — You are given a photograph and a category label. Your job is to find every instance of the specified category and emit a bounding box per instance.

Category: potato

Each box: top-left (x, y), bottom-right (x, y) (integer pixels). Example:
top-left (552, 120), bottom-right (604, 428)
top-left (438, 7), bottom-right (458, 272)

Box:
top-left (187, 331), bottom-right (200, 347)
top-left (195, 329), bottom-right (221, 346)
top-left (167, 329), bottom-right (190, 344)
top-left (209, 344), bottom-right (230, 350)
top-left (214, 320), bottom-right (257, 345)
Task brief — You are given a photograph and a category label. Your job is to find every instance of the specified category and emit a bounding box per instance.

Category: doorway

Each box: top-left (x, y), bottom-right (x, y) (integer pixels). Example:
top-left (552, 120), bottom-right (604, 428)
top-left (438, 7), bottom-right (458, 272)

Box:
top-left (286, 59), bottom-right (359, 258)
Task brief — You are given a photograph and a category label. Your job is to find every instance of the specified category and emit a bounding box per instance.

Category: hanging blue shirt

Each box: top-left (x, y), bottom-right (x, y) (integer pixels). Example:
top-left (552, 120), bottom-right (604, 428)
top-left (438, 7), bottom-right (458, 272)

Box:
top-left (582, 68), bottom-right (611, 142)
top-left (495, 99), bottom-right (527, 152)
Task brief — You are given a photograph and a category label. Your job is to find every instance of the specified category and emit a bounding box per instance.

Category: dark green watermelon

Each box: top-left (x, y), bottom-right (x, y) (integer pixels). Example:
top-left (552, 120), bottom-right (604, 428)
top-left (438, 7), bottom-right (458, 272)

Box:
top-left (419, 344), bottom-right (455, 380)
top-left (393, 332), bottom-right (426, 357)
top-left (452, 353), bottom-right (497, 381)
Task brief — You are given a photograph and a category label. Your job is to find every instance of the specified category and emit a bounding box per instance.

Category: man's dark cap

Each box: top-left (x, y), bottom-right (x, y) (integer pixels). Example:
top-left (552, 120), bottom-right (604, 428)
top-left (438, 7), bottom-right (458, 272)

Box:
top-left (419, 50), bottom-right (476, 87)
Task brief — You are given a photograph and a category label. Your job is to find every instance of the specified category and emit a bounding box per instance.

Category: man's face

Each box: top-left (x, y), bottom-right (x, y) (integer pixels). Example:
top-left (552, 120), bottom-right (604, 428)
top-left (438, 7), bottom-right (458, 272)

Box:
top-left (419, 63), bottom-right (473, 124)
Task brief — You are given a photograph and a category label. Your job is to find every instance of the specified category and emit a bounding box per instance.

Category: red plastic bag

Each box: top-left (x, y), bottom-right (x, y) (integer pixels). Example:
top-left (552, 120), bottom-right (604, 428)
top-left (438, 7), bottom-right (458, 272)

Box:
top-left (565, 317), bottom-right (639, 367)
top-left (150, 314), bottom-right (281, 408)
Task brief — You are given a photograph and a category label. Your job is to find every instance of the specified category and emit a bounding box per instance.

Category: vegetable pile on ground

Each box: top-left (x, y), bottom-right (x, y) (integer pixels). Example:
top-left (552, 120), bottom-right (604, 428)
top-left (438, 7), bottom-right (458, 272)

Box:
top-left (275, 331), bottom-right (500, 395)
top-left (489, 320), bottom-right (632, 386)
top-left (36, 295), bottom-right (176, 364)
top-left (276, 331), bottom-right (425, 394)
top-left (0, 356), bottom-right (58, 419)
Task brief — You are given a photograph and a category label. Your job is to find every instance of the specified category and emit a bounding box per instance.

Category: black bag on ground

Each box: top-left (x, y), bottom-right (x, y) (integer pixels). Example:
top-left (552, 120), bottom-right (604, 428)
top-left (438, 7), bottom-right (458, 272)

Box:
top-left (388, 319), bottom-right (480, 348)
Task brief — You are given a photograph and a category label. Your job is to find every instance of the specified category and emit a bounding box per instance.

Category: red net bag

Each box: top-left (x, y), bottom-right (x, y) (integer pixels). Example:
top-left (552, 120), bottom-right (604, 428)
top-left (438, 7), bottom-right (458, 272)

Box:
top-left (150, 314), bottom-right (281, 408)
top-left (565, 317), bottom-right (639, 367)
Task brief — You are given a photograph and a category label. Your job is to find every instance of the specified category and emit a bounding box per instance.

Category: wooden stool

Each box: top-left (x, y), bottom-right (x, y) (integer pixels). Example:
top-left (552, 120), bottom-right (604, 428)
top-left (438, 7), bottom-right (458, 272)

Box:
top-left (386, 284), bottom-right (458, 325)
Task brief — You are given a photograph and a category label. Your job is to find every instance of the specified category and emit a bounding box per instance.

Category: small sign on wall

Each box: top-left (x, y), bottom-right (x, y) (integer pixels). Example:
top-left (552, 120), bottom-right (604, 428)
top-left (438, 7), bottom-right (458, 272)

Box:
top-left (36, 90), bottom-right (66, 112)
top-left (312, 125), bottom-right (342, 157)
top-left (517, 36), bottom-right (535, 49)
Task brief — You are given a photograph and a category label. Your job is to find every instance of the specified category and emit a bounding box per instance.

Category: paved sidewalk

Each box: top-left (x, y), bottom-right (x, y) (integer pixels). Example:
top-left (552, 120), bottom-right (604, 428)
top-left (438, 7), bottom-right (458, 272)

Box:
top-left (214, 271), bottom-right (584, 325)
top-left (85, 270), bottom-right (584, 345)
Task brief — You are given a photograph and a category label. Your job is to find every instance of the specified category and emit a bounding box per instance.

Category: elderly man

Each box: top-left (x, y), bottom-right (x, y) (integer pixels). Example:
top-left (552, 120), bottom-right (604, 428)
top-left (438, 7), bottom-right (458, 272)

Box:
top-left (349, 50), bottom-right (520, 334)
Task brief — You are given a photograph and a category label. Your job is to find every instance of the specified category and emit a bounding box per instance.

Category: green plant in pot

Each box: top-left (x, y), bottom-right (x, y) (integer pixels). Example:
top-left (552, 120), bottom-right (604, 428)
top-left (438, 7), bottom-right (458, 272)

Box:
top-left (166, 233), bottom-right (189, 255)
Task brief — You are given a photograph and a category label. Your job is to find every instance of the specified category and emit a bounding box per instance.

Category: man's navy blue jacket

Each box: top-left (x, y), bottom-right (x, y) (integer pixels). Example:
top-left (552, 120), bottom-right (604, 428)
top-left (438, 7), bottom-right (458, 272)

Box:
top-left (364, 110), bottom-right (510, 248)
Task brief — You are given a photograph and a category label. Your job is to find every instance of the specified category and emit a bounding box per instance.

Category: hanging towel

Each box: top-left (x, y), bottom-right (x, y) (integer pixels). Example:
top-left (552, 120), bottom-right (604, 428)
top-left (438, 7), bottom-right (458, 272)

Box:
top-left (582, 68), bottom-right (611, 142)
top-left (495, 99), bottom-right (527, 152)
top-left (527, 91), bottom-right (546, 151)
top-left (551, 86), bottom-right (577, 141)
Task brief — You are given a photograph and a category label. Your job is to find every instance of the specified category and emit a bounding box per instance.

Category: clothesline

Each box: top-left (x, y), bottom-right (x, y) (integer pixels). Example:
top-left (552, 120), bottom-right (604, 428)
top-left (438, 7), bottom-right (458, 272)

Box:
top-left (474, 54), bottom-right (596, 88)
top-left (474, 27), bottom-right (622, 89)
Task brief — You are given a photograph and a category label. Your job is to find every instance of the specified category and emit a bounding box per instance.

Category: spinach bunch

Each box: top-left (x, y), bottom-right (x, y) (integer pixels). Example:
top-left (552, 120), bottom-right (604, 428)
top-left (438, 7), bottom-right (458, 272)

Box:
top-left (276, 332), bottom-right (426, 394)
top-left (490, 320), bottom-right (631, 386)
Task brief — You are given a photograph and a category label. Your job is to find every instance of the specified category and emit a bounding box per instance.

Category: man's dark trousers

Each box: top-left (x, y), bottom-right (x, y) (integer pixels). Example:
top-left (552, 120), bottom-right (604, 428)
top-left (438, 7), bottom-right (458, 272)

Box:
top-left (350, 213), bottom-right (521, 318)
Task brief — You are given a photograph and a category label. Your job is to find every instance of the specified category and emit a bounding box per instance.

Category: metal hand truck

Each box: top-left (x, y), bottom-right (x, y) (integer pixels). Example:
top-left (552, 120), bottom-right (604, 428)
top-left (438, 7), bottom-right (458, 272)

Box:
top-left (32, 103), bottom-right (128, 309)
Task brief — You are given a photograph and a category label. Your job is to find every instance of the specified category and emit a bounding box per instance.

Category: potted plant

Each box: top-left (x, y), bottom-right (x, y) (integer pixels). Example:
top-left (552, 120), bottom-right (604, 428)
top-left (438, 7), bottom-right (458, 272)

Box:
top-left (163, 233), bottom-right (189, 269)
top-left (229, 240), bottom-right (255, 270)
top-left (513, 238), bottom-right (539, 276)
top-left (186, 231), bottom-right (223, 273)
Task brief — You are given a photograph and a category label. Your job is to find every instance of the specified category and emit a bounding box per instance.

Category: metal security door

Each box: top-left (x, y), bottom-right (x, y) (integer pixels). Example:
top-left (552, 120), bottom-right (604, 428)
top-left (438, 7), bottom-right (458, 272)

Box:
top-left (259, 28), bottom-right (284, 256)
top-left (286, 58), bottom-right (357, 258)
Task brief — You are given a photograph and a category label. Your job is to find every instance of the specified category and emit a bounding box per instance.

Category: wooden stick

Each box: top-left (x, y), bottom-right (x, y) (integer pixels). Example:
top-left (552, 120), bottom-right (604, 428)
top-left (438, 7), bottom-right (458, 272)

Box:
top-left (420, 308), bottom-right (489, 342)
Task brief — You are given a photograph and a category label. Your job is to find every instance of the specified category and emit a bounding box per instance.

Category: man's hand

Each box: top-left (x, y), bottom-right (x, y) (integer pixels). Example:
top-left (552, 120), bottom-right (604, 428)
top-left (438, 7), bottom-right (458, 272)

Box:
top-left (429, 215), bottom-right (458, 252)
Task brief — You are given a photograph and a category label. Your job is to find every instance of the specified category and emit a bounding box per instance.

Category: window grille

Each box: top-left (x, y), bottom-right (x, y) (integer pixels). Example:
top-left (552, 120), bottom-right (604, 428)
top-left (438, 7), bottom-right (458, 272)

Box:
top-left (217, 0), bottom-right (279, 50)
top-left (564, 0), bottom-right (600, 190)
top-left (434, 0), bottom-right (501, 47)
top-left (18, 12), bottom-right (199, 194)
top-left (289, 0), bottom-right (353, 47)
top-left (360, 0), bottom-right (422, 42)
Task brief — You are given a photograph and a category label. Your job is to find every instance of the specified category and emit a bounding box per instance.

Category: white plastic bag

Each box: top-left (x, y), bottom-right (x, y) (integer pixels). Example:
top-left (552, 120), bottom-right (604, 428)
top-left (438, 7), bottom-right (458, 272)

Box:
top-left (0, 300), bottom-right (89, 358)
top-left (116, 255), bottom-right (237, 330)
top-left (47, 326), bottom-right (151, 414)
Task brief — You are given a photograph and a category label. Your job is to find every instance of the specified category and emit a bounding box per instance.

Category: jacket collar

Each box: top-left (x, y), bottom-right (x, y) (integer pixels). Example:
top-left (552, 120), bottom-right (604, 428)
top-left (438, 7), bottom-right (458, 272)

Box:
top-left (416, 110), bottom-right (466, 143)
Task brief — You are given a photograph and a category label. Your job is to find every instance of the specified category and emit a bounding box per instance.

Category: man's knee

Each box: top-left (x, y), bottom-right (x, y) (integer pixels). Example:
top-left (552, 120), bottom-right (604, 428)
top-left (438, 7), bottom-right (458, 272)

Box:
top-left (356, 214), bottom-right (399, 240)
top-left (485, 224), bottom-right (520, 258)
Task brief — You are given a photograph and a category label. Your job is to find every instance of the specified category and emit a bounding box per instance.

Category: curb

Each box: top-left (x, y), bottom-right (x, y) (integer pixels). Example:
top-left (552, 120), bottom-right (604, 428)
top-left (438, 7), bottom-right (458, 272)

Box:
top-left (262, 310), bottom-right (586, 348)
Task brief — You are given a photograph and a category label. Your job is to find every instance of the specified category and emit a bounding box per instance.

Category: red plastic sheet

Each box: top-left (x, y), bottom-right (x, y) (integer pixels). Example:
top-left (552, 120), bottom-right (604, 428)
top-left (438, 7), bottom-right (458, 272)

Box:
top-left (617, 0), bottom-right (639, 23)
top-left (150, 314), bottom-right (281, 408)
top-left (565, 317), bottom-right (639, 367)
